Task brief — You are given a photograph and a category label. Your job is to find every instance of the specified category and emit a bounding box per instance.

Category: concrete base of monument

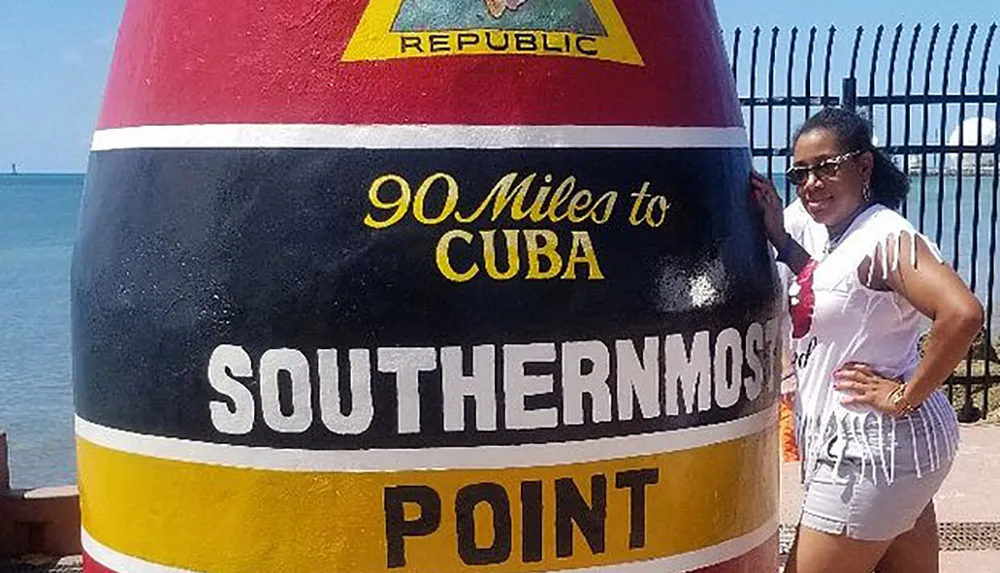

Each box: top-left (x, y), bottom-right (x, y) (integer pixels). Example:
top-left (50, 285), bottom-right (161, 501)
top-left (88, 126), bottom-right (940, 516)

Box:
top-left (0, 432), bottom-right (82, 559)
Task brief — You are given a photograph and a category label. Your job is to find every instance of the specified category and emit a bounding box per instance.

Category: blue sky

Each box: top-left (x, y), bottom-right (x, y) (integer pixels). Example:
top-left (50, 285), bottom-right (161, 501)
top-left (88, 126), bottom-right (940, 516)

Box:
top-left (1, 1), bottom-right (125, 173)
top-left (712, 0), bottom-right (994, 33)
top-left (0, 0), bottom-right (995, 173)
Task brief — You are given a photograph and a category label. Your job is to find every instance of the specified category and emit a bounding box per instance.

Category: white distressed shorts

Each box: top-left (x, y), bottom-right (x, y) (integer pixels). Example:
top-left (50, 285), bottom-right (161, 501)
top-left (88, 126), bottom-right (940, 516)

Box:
top-left (799, 418), bottom-right (954, 541)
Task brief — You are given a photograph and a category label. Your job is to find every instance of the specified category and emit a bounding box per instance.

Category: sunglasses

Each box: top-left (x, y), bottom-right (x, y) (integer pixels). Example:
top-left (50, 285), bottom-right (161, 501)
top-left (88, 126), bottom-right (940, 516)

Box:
top-left (785, 149), bottom-right (865, 186)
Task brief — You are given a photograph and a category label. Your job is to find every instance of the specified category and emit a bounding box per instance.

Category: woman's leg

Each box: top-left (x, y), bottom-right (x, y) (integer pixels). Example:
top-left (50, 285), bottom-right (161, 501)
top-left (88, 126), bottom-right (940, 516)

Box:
top-left (874, 502), bottom-right (940, 573)
top-left (784, 524), bottom-right (892, 573)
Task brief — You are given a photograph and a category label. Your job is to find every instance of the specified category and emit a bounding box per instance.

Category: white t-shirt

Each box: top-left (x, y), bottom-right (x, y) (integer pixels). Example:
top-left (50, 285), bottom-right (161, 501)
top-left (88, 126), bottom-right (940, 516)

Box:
top-left (782, 202), bottom-right (959, 483)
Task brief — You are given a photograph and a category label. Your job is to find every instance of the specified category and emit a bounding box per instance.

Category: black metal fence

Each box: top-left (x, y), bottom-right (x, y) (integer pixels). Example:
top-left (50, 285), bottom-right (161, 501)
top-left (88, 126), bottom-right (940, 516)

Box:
top-left (727, 23), bottom-right (999, 421)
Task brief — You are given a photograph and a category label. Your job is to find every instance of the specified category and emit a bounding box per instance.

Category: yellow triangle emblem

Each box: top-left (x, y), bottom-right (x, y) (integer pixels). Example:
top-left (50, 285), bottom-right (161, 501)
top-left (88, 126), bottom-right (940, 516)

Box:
top-left (343, 0), bottom-right (644, 66)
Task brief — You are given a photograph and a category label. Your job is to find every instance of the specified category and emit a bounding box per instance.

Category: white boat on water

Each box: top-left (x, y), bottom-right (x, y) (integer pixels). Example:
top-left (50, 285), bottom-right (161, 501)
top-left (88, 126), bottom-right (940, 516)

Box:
top-left (946, 117), bottom-right (997, 175)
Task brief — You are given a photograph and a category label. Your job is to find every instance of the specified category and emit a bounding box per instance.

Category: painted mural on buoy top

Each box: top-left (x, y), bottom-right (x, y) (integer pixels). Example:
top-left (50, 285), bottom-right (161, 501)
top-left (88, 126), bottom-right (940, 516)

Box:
top-left (73, 1), bottom-right (780, 573)
top-left (344, 0), bottom-right (642, 64)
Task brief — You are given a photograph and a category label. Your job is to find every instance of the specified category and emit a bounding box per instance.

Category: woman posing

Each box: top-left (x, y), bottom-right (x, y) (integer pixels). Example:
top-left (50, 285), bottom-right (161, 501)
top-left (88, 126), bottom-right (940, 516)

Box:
top-left (751, 107), bottom-right (984, 573)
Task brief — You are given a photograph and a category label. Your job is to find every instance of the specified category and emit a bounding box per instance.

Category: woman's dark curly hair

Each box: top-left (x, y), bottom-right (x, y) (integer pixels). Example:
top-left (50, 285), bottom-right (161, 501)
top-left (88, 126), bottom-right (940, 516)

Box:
top-left (794, 107), bottom-right (909, 209)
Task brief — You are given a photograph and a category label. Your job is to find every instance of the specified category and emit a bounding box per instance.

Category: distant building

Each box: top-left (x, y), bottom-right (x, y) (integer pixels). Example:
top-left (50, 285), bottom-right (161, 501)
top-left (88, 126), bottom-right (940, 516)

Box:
top-left (907, 154), bottom-right (941, 176)
top-left (946, 117), bottom-right (997, 175)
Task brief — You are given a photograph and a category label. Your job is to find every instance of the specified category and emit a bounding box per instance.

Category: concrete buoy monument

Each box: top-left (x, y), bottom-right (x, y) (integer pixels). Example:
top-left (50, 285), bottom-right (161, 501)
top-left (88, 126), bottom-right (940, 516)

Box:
top-left (73, 1), bottom-right (780, 572)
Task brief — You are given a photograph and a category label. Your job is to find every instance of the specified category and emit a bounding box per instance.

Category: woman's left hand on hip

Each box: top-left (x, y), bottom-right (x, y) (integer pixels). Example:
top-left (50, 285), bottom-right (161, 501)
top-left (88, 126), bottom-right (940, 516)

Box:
top-left (833, 362), bottom-right (903, 416)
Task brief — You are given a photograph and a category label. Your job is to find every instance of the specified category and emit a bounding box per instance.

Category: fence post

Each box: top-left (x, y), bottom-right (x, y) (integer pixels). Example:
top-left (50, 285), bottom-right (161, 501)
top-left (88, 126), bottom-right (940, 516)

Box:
top-left (0, 429), bottom-right (9, 490)
top-left (842, 76), bottom-right (857, 110)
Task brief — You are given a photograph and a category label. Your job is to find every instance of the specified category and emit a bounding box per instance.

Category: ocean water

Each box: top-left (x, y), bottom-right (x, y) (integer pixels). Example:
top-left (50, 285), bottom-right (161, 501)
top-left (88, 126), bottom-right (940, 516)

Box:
top-left (0, 172), bottom-right (998, 488)
top-left (0, 174), bottom-right (81, 488)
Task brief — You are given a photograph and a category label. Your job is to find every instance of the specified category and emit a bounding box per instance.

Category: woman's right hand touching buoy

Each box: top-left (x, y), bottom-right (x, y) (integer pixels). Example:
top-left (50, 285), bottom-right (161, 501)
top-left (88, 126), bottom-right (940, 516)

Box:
top-left (749, 169), bottom-right (788, 250)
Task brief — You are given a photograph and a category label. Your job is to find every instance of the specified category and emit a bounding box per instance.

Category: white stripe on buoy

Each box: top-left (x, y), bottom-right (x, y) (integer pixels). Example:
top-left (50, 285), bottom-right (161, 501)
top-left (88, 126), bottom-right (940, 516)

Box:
top-left (91, 124), bottom-right (749, 151)
top-left (76, 406), bottom-right (777, 472)
top-left (82, 515), bottom-right (777, 573)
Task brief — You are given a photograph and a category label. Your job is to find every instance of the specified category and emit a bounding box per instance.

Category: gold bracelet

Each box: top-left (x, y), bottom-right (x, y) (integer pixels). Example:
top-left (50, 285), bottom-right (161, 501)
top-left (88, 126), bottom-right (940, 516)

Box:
top-left (889, 384), bottom-right (918, 417)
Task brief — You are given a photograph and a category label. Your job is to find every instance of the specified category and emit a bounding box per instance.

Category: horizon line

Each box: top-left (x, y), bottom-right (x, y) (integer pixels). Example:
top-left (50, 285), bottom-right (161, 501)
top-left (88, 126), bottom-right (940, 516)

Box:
top-left (1, 171), bottom-right (85, 176)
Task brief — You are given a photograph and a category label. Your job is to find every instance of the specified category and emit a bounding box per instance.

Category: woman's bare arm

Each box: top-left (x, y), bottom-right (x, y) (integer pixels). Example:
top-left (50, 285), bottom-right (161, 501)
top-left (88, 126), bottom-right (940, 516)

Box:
top-left (872, 233), bottom-right (984, 406)
top-left (750, 170), bottom-right (811, 275)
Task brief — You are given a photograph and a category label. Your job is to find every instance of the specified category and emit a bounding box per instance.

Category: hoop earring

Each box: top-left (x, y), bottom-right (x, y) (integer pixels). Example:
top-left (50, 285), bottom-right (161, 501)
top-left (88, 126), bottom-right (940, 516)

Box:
top-left (862, 182), bottom-right (872, 203)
